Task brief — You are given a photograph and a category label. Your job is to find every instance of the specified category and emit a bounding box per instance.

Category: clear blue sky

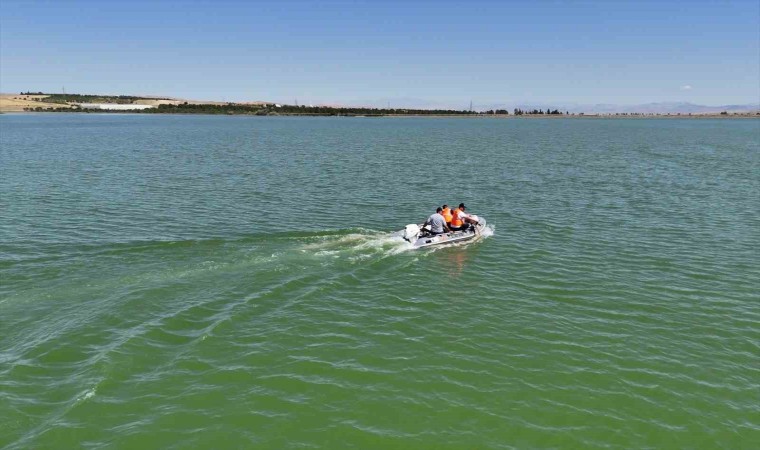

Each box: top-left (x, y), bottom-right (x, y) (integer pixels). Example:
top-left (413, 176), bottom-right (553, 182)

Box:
top-left (1, 0), bottom-right (758, 107)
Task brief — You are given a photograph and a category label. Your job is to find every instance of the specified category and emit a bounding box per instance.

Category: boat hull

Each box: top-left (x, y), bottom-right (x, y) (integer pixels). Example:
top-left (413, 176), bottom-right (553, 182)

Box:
top-left (403, 218), bottom-right (487, 249)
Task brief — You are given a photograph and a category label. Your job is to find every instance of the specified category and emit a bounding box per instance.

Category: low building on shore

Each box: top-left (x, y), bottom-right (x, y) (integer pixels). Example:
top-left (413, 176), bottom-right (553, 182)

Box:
top-left (76, 103), bottom-right (156, 110)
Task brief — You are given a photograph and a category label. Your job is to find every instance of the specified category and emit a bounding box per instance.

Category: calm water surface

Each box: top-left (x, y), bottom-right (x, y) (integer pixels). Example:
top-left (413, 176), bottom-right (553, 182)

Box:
top-left (1, 115), bottom-right (758, 448)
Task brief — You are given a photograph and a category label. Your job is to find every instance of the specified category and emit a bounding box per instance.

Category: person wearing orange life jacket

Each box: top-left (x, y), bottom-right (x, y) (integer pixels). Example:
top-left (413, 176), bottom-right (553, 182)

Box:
top-left (449, 207), bottom-right (464, 231)
top-left (441, 204), bottom-right (453, 224)
top-left (450, 203), bottom-right (479, 231)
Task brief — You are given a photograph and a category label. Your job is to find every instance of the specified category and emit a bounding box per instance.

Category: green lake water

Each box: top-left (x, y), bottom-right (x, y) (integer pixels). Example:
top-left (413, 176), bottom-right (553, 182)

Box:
top-left (1, 114), bottom-right (758, 448)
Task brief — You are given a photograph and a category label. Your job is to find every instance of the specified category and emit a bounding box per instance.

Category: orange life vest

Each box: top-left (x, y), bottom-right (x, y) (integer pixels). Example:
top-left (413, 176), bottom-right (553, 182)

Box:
top-left (450, 209), bottom-right (463, 227)
top-left (442, 207), bottom-right (453, 223)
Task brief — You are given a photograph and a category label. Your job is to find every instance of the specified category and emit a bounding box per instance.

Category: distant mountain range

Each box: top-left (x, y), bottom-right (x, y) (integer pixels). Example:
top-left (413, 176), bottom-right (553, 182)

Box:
top-left (512, 102), bottom-right (760, 114)
top-left (349, 98), bottom-right (759, 114)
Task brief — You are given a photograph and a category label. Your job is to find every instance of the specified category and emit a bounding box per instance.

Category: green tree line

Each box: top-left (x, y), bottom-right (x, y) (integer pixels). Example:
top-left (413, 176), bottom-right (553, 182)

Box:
top-left (139, 103), bottom-right (478, 115)
top-left (513, 108), bottom-right (565, 115)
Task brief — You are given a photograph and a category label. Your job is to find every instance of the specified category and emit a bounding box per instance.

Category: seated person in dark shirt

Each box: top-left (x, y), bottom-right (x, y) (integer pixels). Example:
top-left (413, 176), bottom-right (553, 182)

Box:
top-left (422, 207), bottom-right (452, 236)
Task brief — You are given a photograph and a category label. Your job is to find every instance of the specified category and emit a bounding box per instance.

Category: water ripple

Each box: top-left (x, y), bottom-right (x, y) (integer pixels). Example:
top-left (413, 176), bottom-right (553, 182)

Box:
top-left (2, 116), bottom-right (758, 449)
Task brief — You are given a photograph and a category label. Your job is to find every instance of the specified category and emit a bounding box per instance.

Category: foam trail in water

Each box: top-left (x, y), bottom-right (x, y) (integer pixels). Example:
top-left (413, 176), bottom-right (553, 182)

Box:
top-left (300, 229), bottom-right (413, 259)
top-left (301, 224), bottom-right (494, 258)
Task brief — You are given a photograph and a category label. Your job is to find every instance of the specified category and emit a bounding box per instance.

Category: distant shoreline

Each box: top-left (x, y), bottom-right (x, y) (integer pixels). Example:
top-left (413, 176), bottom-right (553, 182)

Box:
top-left (3, 111), bottom-right (757, 119)
top-left (2, 93), bottom-right (758, 118)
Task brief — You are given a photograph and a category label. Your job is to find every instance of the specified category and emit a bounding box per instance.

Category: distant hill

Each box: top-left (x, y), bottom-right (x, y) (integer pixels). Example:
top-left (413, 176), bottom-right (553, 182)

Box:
top-left (483, 101), bottom-right (760, 114)
top-left (346, 98), bottom-right (759, 114)
top-left (571, 102), bottom-right (758, 114)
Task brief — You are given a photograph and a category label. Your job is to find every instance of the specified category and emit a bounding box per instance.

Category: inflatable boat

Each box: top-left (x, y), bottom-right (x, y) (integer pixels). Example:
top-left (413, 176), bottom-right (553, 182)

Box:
top-left (399, 217), bottom-right (487, 249)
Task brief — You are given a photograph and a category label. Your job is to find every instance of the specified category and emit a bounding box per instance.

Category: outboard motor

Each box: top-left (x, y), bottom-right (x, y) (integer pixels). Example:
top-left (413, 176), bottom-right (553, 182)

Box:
top-left (402, 224), bottom-right (421, 242)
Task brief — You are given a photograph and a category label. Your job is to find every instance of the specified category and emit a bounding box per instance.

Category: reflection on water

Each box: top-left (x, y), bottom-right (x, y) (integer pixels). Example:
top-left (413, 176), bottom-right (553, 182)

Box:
top-left (445, 246), bottom-right (470, 277)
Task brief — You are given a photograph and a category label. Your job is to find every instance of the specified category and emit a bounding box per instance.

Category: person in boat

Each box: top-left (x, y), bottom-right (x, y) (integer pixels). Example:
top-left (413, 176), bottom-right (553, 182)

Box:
top-left (423, 207), bottom-right (452, 236)
top-left (441, 204), bottom-right (453, 225)
top-left (450, 203), bottom-right (479, 232)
